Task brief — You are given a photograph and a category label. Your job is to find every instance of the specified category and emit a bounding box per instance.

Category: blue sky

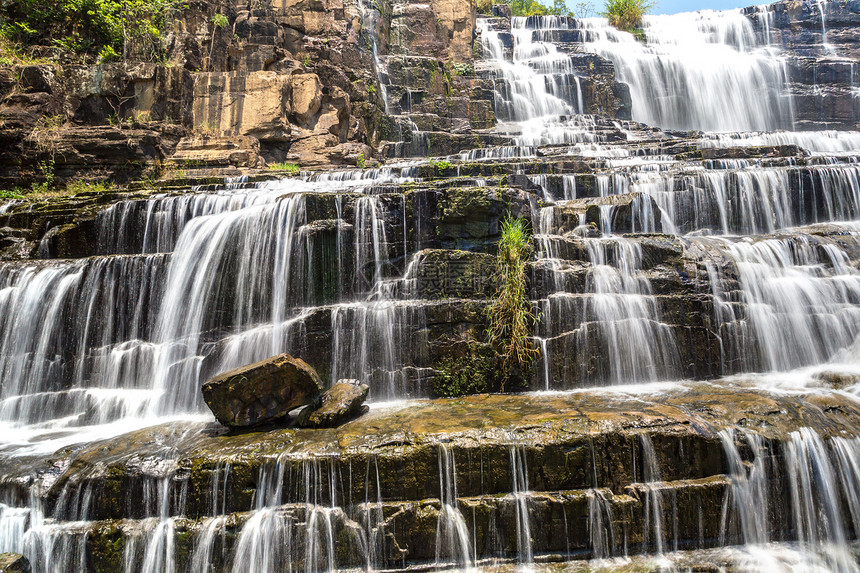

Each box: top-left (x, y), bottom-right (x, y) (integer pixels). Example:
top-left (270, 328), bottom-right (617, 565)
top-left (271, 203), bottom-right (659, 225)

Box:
top-left (650, 0), bottom-right (747, 14)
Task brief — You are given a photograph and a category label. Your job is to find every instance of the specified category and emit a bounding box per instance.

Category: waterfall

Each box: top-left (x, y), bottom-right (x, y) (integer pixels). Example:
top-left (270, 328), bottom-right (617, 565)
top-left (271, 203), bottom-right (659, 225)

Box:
top-left (580, 238), bottom-right (680, 384)
top-left (2, 3), bottom-right (860, 572)
top-left (586, 489), bottom-right (616, 559)
top-left (575, 10), bottom-right (795, 132)
top-left (477, 17), bottom-right (600, 148)
top-left (702, 230), bottom-right (860, 373)
top-left (508, 444), bottom-right (533, 564)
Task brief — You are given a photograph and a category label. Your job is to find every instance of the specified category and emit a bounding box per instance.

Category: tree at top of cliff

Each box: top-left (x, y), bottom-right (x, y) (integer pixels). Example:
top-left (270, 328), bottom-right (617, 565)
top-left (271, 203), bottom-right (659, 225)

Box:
top-left (602, 0), bottom-right (654, 31)
top-left (490, 0), bottom-right (573, 17)
top-left (0, 0), bottom-right (185, 62)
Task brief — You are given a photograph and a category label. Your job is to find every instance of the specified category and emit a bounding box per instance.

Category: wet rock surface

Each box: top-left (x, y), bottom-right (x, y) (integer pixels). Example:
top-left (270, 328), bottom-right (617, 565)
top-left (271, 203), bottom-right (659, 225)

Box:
top-left (202, 354), bottom-right (323, 427)
top-left (1, 383), bottom-right (858, 570)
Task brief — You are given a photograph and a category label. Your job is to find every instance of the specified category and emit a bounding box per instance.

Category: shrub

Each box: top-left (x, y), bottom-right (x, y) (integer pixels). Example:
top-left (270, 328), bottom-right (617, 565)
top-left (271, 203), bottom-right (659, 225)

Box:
top-left (601, 0), bottom-right (654, 32)
top-left (211, 13), bottom-right (228, 29)
top-left (98, 44), bottom-right (119, 63)
top-left (476, 0), bottom-right (494, 14)
top-left (486, 216), bottom-right (539, 390)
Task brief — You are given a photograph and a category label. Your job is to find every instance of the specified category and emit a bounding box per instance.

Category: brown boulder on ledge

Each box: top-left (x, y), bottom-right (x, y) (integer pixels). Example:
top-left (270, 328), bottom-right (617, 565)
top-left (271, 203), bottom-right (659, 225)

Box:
top-left (202, 354), bottom-right (323, 428)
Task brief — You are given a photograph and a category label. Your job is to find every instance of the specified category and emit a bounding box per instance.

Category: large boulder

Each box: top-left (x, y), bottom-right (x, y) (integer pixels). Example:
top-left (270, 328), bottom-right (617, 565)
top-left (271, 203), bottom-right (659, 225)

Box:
top-left (299, 379), bottom-right (369, 428)
top-left (202, 354), bottom-right (323, 428)
top-left (0, 554), bottom-right (30, 573)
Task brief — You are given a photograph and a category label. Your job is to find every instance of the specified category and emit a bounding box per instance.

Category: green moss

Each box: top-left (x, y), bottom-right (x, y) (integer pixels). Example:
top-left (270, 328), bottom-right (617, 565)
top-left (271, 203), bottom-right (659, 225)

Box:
top-left (432, 340), bottom-right (500, 398)
top-left (87, 521), bottom-right (125, 573)
top-left (442, 187), bottom-right (490, 217)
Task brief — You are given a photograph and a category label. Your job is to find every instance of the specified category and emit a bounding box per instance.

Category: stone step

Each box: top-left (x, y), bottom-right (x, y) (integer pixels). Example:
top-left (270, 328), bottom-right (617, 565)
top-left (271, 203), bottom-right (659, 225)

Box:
top-left (40, 478), bottom-right (731, 572)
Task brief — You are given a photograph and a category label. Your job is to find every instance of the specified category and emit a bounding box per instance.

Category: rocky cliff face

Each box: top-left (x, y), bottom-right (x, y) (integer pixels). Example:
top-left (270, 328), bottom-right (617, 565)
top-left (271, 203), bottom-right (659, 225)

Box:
top-left (0, 0), bottom-right (494, 186)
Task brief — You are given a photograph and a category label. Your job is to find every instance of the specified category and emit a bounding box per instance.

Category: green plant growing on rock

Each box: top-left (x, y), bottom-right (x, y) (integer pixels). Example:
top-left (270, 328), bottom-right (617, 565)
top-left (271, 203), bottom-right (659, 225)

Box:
top-left (356, 153), bottom-right (366, 169)
top-left (429, 159), bottom-right (453, 175)
top-left (29, 157), bottom-right (55, 194)
top-left (211, 13), bottom-right (229, 29)
top-left (207, 12), bottom-right (229, 69)
top-left (66, 180), bottom-right (115, 195)
top-left (601, 0), bottom-right (654, 32)
top-left (450, 62), bottom-right (474, 77)
top-left (98, 45), bottom-right (120, 63)
top-left (269, 162), bottom-right (300, 174)
top-left (486, 215), bottom-right (539, 390)
top-left (0, 189), bottom-right (25, 199)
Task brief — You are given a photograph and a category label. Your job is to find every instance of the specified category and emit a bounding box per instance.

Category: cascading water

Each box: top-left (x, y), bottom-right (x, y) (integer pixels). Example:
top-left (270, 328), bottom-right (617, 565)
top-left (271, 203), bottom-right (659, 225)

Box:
top-left (577, 10), bottom-right (795, 132)
top-left (478, 17), bottom-right (598, 148)
top-left (0, 169), bottom-right (437, 466)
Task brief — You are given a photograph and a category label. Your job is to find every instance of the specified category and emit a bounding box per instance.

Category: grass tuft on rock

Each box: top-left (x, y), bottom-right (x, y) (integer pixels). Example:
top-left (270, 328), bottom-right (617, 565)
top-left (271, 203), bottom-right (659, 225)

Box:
top-left (269, 162), bottom-right (301, 174)
top-left (486, 215), bottom-right (539, 391)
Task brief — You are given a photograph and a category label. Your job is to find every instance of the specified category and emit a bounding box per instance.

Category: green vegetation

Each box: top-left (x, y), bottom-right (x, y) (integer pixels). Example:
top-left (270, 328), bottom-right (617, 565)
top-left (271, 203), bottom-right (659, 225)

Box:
top-left (510, 0), bottom-right (571, 16)
top-left (601, 0), bottom-right (654, 32)
top-left (432, 216), bottom-right (539, 398)
top-left (486, 216), bottom-right (539, 390)
top-left (0, 33), bottom-right (50, 65)
top-left (356, 154), bottom-right (366, 169)
top-left (65, 181), bottom-right (115, 194)
top-left (450, 62), bottom-right (474, 77)
top-left (429, 159), bottom-right (453, 175)
top-left (269, 162), bottom-right (301, 173)
top-left (211, 13), bottom-right (228, 29)
top-left (0, 179), bottom-right (115, 200)
top-left (0, 0), bottom-right (186, 60)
